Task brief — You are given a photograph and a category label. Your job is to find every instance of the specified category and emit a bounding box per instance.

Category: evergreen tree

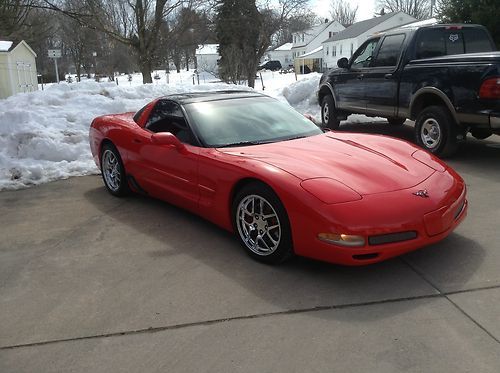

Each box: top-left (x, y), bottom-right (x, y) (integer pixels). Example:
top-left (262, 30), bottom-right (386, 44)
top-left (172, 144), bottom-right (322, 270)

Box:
top-left (438, 0), bottom-right (500, 48)
top-left (216, 0), bottom-right (261, 87)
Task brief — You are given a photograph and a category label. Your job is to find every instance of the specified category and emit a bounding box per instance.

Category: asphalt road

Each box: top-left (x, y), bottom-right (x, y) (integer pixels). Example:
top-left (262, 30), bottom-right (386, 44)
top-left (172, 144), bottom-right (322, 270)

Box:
top-left (1, 123), bottom-right (500, 372)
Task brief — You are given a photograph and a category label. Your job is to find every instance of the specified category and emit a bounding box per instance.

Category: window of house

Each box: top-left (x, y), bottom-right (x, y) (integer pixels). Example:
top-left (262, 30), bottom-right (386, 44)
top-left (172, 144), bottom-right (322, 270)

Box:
top-left (340, 44), bottom-right (343, 55)
top-left (302, 34), bottom-right (305, 42)
top-left (333, 45), bottom-right (336, 57)
top-left (329, 32), bottom-right (332, 38)
top-left (351, 43), bottom-right (354, 56)
top-left (326, 46), bottom-right (329, 56)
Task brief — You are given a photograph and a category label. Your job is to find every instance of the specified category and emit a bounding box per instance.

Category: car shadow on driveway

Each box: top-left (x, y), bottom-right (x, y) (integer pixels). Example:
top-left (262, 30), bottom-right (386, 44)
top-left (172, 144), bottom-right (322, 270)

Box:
top-left (82, 184), bottom-right (484, 324)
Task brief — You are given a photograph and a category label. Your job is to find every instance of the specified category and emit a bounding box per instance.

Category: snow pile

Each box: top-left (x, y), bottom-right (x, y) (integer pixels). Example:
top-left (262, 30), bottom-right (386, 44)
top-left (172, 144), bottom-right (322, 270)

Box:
top-left (0, 79), bottom-right (251, 190)
top-left (0, 71), bottom-right (381, 190)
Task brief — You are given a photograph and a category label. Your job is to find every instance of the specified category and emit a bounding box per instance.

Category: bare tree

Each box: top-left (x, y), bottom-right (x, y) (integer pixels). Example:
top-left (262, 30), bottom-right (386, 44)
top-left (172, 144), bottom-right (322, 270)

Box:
top-left (39, 0), bottom-right (191, 83)
top-left (329, 0), bottom-right (358, 27)
top-left (376, 0), bottom-right (432, 20)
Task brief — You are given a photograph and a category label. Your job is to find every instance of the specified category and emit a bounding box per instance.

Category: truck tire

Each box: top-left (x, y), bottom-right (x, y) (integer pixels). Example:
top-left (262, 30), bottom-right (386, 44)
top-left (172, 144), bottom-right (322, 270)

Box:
top-left (415, 106), bottom-right (459, 158)
top-left (321, 95), bottom-right (340, 129)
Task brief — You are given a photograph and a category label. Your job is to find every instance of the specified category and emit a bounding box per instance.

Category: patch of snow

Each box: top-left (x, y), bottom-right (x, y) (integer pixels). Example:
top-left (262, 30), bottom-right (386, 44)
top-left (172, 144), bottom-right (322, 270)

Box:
top-left (0, 41), bottom-right (13, 52)
top-left (196, 44), bottom-right (219, 55)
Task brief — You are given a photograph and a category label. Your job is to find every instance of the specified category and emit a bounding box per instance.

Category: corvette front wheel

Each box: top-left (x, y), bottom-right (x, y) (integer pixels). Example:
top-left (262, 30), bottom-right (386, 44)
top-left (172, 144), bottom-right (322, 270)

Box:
top-left (101, 143), bottom-right (130, 197)
top-left (232, 182), bottom-right (293, 264)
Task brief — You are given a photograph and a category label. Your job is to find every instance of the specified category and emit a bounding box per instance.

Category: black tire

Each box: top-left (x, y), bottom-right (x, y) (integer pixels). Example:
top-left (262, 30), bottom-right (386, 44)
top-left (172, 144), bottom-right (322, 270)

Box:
top-left (321, 95), bottom-right (340, 129)
top-left (415, 105), bottom-right (459, 158)
top-left (100, 142), bottom-right (130, 197)
top-left (387, 117), bottom-right (406, 126)
top-left (232, 182), bottom-right (294, 264)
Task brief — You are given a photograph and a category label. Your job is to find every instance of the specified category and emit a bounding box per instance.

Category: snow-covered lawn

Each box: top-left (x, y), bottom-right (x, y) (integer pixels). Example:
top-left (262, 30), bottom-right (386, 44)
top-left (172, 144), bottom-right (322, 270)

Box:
top-left (0, 70), bottom-right (380, 190)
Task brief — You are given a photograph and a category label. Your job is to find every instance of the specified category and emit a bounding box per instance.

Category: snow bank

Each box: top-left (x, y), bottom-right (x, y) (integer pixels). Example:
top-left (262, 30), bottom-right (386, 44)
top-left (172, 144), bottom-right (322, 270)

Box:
top-left (0, 71), bottom-right (382, 190)
top-left (0, 79), bottom-right (250, 190)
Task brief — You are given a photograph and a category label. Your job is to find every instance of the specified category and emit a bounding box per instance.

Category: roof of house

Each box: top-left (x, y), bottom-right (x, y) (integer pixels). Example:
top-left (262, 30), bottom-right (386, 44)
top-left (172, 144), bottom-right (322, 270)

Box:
top-left (196, 44), bottom-right (219, 56)
top-left (296, 46), bottom-right (323, 58)
top-left (0, 40), bottom-right (37, 56)
top-left (0, 40), bottom-right (13, 52)
top-left (273, 42), bottom-right (293, 52)
top-left (323, 12), bottom-right (405, 43)
top-left (293, 20), bottom-right (345, 48)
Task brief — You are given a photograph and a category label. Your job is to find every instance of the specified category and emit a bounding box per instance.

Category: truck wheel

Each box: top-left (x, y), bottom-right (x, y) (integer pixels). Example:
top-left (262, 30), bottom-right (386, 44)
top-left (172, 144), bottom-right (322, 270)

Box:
top-left (321, 95), bottom-right (340, 129)
top-left (387, 117), bottom-right (406, 126)
top-left (415, 106), bottom-right (458, 158)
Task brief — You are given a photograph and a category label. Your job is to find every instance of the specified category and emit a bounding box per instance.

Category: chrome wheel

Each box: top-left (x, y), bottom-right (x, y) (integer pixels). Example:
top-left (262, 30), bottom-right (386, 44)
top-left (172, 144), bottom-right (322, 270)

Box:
top-left (421, 118), bottom-right (442, 149)
top-left (236, 194), bottom-right (281, 256)
top-left (322, 102), bottom-right (330, 123)
top-left (102, 149), bottom-right (121, 192)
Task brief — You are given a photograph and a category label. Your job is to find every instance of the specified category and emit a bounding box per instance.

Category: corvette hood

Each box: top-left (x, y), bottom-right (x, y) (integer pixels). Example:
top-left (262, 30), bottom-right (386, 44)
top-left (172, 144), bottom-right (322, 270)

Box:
top-left (217, 133), bottom-right (435, 195)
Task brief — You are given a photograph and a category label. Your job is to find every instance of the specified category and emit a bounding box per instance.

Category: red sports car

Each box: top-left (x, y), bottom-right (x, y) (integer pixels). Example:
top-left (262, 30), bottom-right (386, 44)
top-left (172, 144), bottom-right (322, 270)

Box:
top-left (89, 91), bottom-right (467, 265)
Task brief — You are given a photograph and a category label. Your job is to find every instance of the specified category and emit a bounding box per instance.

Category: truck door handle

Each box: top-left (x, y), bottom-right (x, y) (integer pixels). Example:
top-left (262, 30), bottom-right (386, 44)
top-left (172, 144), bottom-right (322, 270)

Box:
top-left (357, 74), bottom-right (364, 80)
top-left (384, 73), bottom-right (394, 79)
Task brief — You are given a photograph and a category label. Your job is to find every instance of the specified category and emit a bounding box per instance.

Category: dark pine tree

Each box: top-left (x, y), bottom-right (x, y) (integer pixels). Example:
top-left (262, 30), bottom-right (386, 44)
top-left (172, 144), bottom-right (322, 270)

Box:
top-left (216, 0), bottom-right (262, 87)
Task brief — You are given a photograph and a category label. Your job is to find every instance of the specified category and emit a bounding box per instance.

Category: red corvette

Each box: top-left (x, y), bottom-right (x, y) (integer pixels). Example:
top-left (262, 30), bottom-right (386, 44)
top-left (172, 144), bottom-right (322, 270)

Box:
top-left (89, 91), bottom-right (467, 265)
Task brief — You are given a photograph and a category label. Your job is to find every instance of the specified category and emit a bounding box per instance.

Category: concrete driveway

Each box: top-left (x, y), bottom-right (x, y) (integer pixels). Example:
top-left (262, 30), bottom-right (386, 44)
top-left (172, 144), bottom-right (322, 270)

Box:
top-left (1, 124), bottom-right (500, 372)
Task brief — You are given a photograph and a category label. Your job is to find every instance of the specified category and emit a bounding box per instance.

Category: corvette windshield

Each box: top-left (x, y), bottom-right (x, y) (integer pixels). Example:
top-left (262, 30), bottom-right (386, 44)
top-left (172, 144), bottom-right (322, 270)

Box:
top-left (185, 97), bottom-right (322, 147)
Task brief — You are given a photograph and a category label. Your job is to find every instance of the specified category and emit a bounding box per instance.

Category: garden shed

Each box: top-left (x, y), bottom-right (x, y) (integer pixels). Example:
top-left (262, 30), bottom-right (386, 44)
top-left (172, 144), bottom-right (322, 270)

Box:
top-left (0, 40), bottom-right (38, 99)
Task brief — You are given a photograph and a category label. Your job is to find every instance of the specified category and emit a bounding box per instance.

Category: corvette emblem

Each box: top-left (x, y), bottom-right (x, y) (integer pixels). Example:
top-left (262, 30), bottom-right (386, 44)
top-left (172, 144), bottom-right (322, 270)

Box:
top-left (413, 190), bottom-right (429, 198)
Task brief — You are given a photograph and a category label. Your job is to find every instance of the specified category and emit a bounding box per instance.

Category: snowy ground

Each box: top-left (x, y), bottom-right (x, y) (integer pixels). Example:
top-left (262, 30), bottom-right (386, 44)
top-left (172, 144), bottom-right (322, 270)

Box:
top-left (1, 70), bottom-right (382, 190)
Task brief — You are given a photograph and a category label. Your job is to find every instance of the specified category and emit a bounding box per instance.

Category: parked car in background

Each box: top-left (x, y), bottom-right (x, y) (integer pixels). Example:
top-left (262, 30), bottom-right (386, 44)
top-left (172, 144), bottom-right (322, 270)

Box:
top-left (258, 60), bottom-right (282, 71)
top-left (318, 24), bottom-right (499, 157)
top-left (89, 91), bottom-right (467, 266)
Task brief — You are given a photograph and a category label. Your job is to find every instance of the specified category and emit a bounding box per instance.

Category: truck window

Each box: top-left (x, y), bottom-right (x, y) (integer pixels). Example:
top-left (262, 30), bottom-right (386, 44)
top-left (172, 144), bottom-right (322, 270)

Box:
top-left (373, 34), bottom-right (406, 67)
top-left (464, 28), bottom-right (495, 53)
top-left (416, 27), bottom-right (494, 59)
top-left (351, 39), bottom-right (379, 68)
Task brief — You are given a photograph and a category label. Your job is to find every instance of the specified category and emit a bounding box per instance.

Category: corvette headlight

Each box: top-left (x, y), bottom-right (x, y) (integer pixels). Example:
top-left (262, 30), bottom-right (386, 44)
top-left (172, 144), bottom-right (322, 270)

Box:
top-left (412, 150), bottom-right (446, 172)
top-left (301, 177), bottom-right (362, 204)
top-left (318, 233), bottom-right (366, 247)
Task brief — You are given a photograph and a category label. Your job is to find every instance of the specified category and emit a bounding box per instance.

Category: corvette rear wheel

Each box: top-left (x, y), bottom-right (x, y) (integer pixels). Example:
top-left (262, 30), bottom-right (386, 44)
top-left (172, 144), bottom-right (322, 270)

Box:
top-left (233, 182), bottom-right (293, 264)
top-left (101, 143), bottom-right (130, 197)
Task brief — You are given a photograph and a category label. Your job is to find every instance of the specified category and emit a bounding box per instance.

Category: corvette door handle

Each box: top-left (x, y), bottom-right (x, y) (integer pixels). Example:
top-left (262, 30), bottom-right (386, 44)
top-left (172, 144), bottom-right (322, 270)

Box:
top-left (133, 138), bottom-right (142, 144)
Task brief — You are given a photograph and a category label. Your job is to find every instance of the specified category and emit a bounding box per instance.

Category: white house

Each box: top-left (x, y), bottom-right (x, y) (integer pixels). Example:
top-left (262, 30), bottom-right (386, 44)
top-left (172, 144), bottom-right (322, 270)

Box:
top-left (195, 44), bottom-right (219, 74)
top-left (322, 12), bottom-right (416, 69)
top-left (0, 40), bottom-right (38, 99)
top-left (291, 19), bottom-right (345, 73)
top-left (263, 42), bottom-right (293, 68)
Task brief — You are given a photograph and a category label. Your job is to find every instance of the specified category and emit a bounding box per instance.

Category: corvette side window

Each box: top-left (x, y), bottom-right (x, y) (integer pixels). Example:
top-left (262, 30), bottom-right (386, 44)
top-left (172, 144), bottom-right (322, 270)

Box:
top-left (145, 100), bottom-right (194, 144)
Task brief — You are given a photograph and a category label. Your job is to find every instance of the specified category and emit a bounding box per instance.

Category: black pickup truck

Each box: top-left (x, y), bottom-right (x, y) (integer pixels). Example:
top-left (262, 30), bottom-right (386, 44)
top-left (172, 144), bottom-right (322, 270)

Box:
top-left (318, 24), bottom-right (500, 156)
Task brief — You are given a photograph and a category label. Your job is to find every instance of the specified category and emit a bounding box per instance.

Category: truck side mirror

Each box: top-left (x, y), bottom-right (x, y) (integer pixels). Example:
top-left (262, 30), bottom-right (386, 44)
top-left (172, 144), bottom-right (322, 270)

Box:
top-left (337, 58), bottom-right (349, 69)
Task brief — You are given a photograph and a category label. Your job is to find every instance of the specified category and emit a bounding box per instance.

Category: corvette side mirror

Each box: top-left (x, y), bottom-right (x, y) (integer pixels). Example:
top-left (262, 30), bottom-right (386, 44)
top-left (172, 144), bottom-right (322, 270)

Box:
top-left (151, 132), bottom-right (185, 151)
top-left (337, 58), bottom-right (349, 69)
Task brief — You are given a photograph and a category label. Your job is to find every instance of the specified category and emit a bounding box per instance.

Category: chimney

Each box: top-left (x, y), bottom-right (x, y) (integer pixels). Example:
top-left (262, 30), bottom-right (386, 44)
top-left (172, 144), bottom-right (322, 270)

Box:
top-left (325, 18), bottom-right (329, 23)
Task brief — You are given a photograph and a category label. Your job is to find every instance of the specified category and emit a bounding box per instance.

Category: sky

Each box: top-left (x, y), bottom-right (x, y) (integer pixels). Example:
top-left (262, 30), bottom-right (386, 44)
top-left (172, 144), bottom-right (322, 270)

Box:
top-left (312, 0), bottom-right (377, 22)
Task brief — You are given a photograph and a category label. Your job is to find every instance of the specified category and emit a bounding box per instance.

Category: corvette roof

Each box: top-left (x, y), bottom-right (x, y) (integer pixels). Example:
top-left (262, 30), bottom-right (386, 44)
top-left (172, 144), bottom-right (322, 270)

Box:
top-left (161, 90), bottom-right (267, 104)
